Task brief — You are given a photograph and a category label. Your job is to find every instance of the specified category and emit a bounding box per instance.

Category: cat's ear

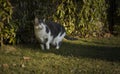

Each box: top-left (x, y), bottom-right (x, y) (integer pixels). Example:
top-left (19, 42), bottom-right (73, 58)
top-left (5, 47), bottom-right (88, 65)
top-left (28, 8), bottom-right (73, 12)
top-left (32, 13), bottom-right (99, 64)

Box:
top-left (35, 17), bottom-right (39, 25)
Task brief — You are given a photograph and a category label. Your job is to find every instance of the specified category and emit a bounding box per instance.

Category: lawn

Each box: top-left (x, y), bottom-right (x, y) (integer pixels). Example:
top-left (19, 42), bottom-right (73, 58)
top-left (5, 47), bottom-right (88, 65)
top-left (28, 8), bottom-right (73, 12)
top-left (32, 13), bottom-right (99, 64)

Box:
top-left (0, 37), bottom-right (120, 74)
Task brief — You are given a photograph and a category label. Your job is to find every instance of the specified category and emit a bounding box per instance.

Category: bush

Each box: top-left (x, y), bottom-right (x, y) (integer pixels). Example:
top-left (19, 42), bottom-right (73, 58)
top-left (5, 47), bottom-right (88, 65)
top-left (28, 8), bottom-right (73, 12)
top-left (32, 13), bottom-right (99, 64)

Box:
top-left (2, 0), bottom-right (115, 44)
top-left (76, 0), bottom-right (108, 37)
top-left (114, 0), bottom-right (120, 35)
top-left (0, 0), bottom-right (16, 46)
top-left (11, 0), bottom-right (57, 43)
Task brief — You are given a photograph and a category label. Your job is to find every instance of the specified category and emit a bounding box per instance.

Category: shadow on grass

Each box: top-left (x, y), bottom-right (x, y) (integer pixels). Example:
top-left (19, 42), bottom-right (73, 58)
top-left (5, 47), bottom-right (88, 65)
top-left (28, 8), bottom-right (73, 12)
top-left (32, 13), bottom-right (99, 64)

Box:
top-left (19, 41), bottom-right (120, 62)
top-left (46, 42), bottom-right (120, 62)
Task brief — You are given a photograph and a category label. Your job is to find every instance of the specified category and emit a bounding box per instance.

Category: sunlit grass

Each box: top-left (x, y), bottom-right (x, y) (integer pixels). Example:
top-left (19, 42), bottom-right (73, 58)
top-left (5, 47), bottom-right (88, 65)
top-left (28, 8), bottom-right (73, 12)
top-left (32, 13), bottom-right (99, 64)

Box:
top-left (0, 37), bottom-right (120, 74)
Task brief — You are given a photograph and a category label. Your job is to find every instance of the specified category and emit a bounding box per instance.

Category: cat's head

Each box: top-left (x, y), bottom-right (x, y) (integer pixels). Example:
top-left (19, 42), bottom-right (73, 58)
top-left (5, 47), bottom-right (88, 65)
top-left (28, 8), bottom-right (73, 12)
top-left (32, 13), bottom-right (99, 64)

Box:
top-left (34, 17), bottom-right (45, 30)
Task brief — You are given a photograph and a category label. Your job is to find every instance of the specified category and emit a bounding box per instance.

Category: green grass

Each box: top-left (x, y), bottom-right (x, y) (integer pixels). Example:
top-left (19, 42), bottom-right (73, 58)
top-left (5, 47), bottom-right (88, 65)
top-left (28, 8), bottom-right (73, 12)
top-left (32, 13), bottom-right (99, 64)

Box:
top-left (0, 37), bottom-right (120, 74)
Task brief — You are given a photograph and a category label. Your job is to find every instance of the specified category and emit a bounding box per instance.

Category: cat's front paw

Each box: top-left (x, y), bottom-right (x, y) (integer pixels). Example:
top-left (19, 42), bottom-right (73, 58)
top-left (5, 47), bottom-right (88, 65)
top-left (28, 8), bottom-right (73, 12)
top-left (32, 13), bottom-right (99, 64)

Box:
top-left (46, 46), bottom-right (50, 50)
top-left (40, 44), bottom-right (45, 50)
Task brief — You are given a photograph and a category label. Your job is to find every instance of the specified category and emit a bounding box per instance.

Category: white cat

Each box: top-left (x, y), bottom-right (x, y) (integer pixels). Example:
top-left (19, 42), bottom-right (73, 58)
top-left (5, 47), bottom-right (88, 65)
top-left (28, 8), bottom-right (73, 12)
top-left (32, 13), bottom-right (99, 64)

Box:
top-left (34, 17), bottom-right (66, 50)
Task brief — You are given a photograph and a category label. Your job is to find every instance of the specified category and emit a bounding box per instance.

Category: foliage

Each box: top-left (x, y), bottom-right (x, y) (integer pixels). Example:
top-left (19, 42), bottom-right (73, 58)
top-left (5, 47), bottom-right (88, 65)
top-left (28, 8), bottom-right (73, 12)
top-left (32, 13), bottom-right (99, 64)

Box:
top-left (11, 0), bottom-right (57, 43)
top-left (53, 0), bottom-right (108, 37)
top-left (53, 0), bottom-right (77, 34)
top-left (10, 0), bottom-right (110, 44)
top-left (116, 0), bottom-right (120, 16)
top-left (76, 0), bottom-right (108, 37)
top-left (1, 0), bottom-right (118, 44)
top-left (0, 0), bottom-right (16, 46)
top-left (115, 0), bottom-right (120, 35)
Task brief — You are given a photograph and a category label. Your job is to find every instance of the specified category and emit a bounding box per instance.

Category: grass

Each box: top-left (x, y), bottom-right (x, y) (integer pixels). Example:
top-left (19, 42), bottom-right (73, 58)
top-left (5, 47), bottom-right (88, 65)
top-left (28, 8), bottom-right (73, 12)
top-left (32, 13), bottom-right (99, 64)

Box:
top-left (0, 37), bottom-right (120, 74)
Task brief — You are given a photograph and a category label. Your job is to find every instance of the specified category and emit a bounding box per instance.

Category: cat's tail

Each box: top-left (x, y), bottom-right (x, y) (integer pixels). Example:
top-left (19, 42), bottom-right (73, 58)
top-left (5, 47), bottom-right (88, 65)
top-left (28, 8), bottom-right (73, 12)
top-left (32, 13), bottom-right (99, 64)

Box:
top-left (64, 35), bottom-right (78, 40)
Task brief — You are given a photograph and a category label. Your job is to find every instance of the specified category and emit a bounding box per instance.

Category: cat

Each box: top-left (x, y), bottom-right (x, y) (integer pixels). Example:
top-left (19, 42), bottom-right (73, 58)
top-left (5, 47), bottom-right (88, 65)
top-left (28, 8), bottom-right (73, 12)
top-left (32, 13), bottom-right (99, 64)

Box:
top-left (34, 17), bottom-right (66, 50)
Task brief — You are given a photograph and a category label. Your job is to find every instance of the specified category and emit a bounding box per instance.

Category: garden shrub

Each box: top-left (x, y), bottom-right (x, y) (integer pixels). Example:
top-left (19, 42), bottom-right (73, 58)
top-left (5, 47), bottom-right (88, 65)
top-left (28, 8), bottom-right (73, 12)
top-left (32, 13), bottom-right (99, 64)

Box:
top-left (1, 0), bottom-right (118, 44)
top-left (0, 0), bottom-right (16, 46)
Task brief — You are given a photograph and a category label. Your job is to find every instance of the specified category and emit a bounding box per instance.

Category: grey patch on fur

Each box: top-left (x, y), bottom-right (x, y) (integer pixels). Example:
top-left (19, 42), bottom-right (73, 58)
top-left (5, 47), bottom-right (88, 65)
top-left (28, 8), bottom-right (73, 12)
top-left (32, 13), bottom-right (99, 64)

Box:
top-left (45, 26), bottom-right (49, 33)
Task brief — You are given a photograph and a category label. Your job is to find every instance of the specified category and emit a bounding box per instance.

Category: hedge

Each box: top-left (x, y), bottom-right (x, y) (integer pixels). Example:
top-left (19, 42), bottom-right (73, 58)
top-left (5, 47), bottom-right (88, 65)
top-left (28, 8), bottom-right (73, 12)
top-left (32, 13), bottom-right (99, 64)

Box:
top-left (0, 0), bottom-right (119, 45)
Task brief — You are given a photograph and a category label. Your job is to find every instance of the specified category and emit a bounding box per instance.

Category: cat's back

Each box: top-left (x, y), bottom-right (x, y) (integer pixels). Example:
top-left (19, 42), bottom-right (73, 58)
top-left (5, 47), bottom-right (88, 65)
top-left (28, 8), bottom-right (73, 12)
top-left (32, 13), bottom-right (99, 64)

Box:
top-left (45, 21), bottom-right (66, 38)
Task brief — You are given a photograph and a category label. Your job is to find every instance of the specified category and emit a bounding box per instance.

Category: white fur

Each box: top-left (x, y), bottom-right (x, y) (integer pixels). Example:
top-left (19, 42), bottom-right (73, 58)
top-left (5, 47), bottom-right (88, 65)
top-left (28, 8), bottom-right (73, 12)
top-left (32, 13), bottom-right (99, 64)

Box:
top-left (34, 23), bottom-right (53, 50)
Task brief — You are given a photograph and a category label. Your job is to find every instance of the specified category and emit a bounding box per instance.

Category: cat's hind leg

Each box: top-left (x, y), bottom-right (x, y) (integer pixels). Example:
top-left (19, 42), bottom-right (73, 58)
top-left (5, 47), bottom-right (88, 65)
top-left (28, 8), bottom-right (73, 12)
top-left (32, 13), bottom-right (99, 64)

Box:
top-left (40, 44), bottom-right (45, 50)
top-left (55, 41), bottom-right (62, 49)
